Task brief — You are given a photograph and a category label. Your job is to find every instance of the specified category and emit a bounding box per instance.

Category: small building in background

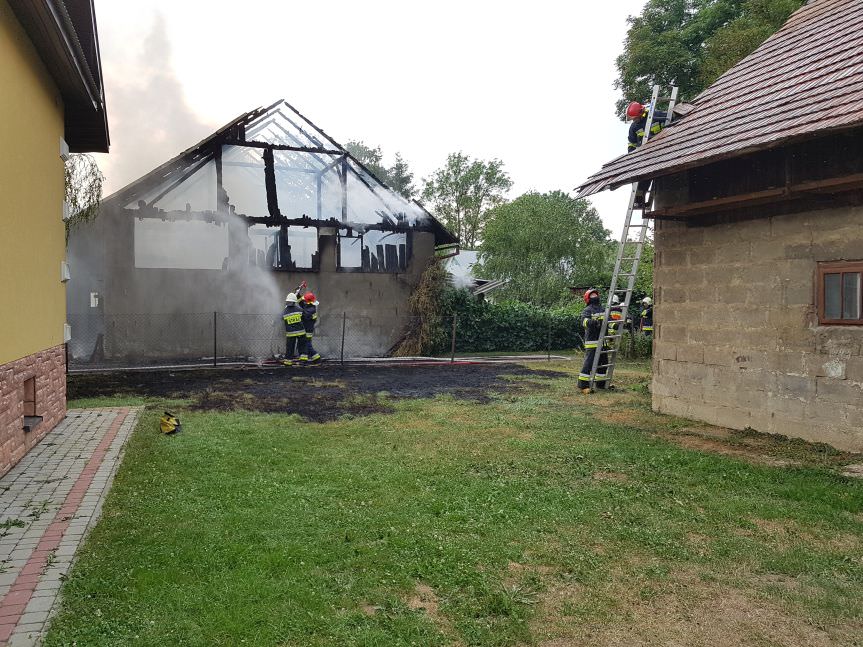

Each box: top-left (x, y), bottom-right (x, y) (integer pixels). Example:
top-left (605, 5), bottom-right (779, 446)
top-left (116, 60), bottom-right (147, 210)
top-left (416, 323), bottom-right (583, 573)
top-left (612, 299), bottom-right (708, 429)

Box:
top-left (0, 0), bottom-right (109, 475)
top-left (67, 101), bottom-right (457, 364)
top-left (579, 0), bottom-right (863, 451)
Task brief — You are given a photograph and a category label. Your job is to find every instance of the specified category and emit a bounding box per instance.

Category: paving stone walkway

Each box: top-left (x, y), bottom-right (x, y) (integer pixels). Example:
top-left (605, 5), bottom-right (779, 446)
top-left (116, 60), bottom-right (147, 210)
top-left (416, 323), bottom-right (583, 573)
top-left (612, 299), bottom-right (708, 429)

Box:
top-left (0, 407), bottom-right (142, 646)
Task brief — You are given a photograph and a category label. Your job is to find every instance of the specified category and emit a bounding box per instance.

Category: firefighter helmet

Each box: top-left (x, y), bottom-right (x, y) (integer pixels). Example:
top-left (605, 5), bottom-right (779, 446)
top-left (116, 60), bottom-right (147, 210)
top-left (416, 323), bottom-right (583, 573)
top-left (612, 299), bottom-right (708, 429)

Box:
top-left (286, 292), bottom-right (298, 303)
top-left (627, 101), bottom-right (645, 119)
top-left (612, 294), bottom-right (621, 305)
top-left (583, 289), bottom-right (599, 305)
top-left (303, 291), bottom-right (316, 303)
top-left (642, 296), bottom-right (652, 306)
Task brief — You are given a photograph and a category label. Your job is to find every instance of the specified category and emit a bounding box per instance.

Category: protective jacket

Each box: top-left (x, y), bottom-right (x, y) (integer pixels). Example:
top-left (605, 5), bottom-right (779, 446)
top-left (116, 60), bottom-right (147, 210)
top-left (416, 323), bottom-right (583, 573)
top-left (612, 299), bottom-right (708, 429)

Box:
top-left (301, 302), bottom-right (318, 335)
top-left (640, 305), bottom-right (654, 333)
top-left (581, 302), bottom-right (606, 349)
top-left (628, 109), bottom-right (667, 152)
top-left (283, 303), bottom-right (305, 337)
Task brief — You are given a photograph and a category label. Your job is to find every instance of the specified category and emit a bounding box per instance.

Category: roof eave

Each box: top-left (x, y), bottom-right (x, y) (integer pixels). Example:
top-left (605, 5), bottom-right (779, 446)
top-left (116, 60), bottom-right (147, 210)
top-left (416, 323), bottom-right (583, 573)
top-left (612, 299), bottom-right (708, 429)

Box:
top-left (8, 0), bottom-right (109, 151)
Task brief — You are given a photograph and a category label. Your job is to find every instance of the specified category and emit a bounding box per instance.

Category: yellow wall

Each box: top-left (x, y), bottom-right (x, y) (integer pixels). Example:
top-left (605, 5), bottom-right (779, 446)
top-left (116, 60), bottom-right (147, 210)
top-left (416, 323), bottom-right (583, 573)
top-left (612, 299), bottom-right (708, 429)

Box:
top-left (0, 0), bottom-right (66, 366)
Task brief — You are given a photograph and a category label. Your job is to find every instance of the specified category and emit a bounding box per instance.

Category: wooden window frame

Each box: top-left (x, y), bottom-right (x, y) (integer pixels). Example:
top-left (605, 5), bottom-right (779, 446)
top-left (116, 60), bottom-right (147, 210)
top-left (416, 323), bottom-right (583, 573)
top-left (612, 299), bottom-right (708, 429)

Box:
top-left (817, 260), bottom-right (863, 325)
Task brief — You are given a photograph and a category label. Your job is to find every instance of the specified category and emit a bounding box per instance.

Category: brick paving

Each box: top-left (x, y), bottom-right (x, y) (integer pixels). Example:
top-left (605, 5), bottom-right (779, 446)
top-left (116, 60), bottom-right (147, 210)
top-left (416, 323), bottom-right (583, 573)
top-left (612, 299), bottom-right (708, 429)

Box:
top-left (0, 407), bottom-right (142, 646)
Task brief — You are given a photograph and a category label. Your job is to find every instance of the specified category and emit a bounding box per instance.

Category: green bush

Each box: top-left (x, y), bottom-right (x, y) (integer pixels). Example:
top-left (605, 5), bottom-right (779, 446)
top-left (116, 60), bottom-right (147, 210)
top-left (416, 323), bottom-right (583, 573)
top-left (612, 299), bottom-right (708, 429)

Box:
top-left (432, 289), bottom-right (586, 354)
top-left (430, 289), bottom-right (654, 357)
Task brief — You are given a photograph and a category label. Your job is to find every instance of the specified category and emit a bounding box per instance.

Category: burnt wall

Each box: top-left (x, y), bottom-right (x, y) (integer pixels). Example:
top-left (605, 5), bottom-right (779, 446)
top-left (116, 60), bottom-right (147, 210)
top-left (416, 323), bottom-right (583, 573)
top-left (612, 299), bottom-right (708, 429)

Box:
top-left (66, 206), bottom-right (436, 360)
top-left (653, 206), bottom-right (863, 452)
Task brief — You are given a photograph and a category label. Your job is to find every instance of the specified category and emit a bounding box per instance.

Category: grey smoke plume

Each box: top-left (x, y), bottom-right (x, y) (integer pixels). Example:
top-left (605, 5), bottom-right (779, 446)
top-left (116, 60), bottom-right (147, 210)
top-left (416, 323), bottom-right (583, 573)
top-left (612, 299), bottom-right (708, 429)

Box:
top-left (94, 14), bottom-right (215, 195)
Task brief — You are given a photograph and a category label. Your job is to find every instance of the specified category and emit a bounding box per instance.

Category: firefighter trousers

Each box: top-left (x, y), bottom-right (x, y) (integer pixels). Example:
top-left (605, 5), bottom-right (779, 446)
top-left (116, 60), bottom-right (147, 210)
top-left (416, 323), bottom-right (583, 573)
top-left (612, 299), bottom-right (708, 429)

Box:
top-left (578, 347), bottom-right (608, 389)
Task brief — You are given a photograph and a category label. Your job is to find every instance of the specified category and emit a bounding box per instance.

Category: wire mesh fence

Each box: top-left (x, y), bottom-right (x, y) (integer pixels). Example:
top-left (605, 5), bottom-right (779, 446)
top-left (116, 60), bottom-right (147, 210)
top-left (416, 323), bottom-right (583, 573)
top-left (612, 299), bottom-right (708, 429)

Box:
top-left (65, 312), bottom-right (589, 372)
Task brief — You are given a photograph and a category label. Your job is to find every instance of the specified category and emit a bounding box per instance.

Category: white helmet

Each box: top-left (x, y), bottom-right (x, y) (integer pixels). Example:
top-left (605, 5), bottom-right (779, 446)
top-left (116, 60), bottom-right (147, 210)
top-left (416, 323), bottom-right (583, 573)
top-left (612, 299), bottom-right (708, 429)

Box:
top-left (642, 296), bottom-right (652, 306)
top-left (285, 292), bottom-right (298, 303)
top-left (611, 295), bottom-right (621, 305)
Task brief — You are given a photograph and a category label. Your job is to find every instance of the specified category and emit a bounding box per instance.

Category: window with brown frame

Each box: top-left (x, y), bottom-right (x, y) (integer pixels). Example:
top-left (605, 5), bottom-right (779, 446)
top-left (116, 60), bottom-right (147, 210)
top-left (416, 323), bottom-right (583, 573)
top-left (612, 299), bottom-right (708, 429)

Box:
top-left (818, 261), bottom-right (863, 325)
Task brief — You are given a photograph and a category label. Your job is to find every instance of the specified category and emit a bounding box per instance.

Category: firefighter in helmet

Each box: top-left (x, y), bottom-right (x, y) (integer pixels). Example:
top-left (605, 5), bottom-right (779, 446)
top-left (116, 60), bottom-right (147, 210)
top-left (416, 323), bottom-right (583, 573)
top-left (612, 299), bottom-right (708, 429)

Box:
top-left (299, 291), bottom-right (321, 363)
top-left (578, 289), bottom-right (610, 393)
top-left (282, 293), bottom-right (306, 365)
top-left (640, 296), bottom-right (654, 337)
top-left (626, 101), bottom-right (668, 153)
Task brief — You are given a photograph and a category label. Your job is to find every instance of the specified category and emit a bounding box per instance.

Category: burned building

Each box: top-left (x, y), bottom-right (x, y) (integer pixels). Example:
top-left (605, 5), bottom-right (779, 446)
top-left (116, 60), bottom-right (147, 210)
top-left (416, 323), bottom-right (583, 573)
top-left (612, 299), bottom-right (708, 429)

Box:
top-left (579, 0), bottom-right (863, 451)
top-left (67, 101), bottom-right (457, 364)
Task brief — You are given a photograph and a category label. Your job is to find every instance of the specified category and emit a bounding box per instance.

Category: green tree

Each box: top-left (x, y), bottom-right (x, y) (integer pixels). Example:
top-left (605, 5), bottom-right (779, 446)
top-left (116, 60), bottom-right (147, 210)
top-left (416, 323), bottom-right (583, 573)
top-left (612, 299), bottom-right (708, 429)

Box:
top-left (387, 153), bottom-right (415, 200)
top-left (64, 153), bottom-right (104, 243)
top-left (344, 141), bottom-right (415, 199)
top-left (614, 0), bottom-right (804, 114)
top-left (421, 153), bottom-right (513, 249)
top-left (477, 191), bottom-right (613, 306)
top-left (344, 140), bottom-right (388, 181)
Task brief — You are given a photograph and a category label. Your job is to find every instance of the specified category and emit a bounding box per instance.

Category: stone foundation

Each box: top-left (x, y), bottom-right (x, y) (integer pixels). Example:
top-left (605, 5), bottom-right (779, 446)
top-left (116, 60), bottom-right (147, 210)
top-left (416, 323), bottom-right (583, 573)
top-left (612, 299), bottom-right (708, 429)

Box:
top-left (653, 207), bottom-right (863, 452)
top-left (0, 345), bottom-right (66, 475)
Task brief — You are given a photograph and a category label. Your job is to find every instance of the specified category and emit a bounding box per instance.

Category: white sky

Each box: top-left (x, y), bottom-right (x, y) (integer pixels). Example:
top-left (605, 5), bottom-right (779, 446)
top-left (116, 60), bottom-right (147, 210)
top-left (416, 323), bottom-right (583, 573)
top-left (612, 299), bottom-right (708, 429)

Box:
top-left (92, 0), bottom-right (646, 236)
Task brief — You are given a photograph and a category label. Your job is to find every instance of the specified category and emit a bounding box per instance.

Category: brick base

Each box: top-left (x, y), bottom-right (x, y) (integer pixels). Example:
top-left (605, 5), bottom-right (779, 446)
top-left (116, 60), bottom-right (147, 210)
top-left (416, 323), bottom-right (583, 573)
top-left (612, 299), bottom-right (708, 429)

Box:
top-left (0, 345), bottom-right (66, 476)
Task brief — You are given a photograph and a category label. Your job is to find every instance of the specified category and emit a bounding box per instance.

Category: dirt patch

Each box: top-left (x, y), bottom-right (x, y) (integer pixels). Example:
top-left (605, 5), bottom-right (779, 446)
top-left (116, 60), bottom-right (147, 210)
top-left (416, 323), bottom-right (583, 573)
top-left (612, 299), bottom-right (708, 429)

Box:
top-left (405, 582), bottom-right (462, 643)
top-left (68, 363), bottom-right (564, 423)
top-left (533, 569), bottom-right (854, 647)
top-left (842, 464), bottom-right (863, 479)
top-left (659, 432), bottom-right (801, 468)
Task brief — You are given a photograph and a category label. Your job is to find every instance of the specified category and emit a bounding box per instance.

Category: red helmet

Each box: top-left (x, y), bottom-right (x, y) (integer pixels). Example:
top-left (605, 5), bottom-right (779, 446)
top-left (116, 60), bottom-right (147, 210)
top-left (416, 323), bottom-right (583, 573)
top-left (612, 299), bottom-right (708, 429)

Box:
top-left (583, 289), bottom-right (599, 305)
top-left (626, 101), bottom-right (644, 119)
top-left (303, 291), bottom-right (316, 303)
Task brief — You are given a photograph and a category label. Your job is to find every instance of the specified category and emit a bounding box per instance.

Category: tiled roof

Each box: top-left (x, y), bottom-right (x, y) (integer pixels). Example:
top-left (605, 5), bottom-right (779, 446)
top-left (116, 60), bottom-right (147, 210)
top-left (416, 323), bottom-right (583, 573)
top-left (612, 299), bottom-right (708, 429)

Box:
top-left (577, 0), bottom-right (863, 197)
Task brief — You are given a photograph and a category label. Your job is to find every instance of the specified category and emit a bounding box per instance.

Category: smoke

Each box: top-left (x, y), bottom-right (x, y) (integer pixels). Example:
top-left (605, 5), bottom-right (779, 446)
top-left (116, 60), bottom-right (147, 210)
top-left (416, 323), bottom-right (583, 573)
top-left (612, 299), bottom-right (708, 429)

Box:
top-left (94, 14), bottom-right (216, 196)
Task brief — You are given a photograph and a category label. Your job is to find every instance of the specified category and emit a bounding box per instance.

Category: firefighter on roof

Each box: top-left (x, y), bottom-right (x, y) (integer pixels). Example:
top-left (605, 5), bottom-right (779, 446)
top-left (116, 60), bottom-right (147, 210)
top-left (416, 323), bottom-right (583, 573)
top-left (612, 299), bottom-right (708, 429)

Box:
top-left (626, 101), bottom-right (667, 153)
top-left (578, 289), bottom-right (610, 393)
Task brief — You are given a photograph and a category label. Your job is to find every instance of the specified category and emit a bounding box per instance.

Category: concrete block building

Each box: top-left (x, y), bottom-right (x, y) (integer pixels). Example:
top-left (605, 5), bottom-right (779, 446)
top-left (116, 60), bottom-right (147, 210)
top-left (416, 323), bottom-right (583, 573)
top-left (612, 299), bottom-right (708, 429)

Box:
top-left (67, 101), bottom-right (457, 364)
top-left (0, 0), bottom-right (108, 475)
top-left (579, 0), bottom-right (863, 451)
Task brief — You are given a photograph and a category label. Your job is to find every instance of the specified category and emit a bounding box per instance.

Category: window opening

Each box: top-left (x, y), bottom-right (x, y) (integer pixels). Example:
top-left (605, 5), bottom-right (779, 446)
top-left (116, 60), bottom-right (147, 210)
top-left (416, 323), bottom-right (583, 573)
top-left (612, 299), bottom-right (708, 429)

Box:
top-left (249, 225), bottom-right (319, 271)
top-left (338, 228), bottom-right (409, 272)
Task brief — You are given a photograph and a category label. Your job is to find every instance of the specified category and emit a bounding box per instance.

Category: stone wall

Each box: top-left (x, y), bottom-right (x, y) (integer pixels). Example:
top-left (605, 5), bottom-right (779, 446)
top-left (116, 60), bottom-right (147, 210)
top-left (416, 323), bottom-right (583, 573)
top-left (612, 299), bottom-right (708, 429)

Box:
top-left (0, 345), bottom-right (66, 476)
top-left (652, 206), bottom-right (863, 452)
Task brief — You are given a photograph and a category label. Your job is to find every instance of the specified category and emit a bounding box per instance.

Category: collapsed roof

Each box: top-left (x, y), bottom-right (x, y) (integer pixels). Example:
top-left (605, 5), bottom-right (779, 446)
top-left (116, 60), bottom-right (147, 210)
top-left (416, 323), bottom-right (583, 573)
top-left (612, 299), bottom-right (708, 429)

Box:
top-left (577, 0), bottom-right (862, 197)
top-left (103, 100), bottom-right (457, 246)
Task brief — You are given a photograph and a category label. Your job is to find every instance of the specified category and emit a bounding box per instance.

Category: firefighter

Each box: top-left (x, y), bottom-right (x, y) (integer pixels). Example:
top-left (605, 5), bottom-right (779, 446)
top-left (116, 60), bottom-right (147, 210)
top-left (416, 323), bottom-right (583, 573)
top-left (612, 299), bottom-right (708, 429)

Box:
top-left (299, 291), bottom-right (321, 363)
top-left (626, 101), bottom-right (668, 153)
top-left (640, 296), bottom-right (654, 337)
top-left (282, 293), bottom-right (306, 365)
top-left (578, 289), bottom-right (610, 393)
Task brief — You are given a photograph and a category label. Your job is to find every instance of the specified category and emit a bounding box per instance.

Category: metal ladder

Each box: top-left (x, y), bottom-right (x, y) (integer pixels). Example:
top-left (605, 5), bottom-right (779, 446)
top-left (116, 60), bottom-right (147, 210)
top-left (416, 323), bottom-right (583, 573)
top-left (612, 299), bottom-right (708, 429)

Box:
top-left (588, 84), bottom-right (678, 390)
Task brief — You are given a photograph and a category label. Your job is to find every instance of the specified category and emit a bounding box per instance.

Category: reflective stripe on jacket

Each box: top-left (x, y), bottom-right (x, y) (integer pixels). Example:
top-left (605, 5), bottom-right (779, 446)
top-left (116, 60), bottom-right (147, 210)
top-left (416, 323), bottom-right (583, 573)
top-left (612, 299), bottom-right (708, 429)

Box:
top-left (283, 304), bottom-right (305, 337)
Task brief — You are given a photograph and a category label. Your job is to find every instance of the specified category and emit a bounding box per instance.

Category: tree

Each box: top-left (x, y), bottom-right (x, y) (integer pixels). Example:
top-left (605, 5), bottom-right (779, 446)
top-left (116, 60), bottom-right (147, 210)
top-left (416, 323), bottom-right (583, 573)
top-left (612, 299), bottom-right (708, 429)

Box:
top-left (614, 0), bottom-right (804, 115)
top-left (344, 141), bottom-right (416, 200)
top-left (387, 153), bottom-right (415, 200)
top-left (344, 140), bottom-right (388, 180)
top-left (477, 191), bottom-right (613, 306)
top-left (64, 153), bottom-right (104, 243)
top-left (421, 153), bottom-right (513, 249)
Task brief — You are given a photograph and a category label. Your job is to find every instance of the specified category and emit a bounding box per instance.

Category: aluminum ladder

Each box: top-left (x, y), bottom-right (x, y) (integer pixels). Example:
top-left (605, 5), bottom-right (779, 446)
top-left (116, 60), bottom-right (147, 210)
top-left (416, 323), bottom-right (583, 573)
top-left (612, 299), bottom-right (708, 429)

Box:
top-left (588, 84), bottom-right (678, 390)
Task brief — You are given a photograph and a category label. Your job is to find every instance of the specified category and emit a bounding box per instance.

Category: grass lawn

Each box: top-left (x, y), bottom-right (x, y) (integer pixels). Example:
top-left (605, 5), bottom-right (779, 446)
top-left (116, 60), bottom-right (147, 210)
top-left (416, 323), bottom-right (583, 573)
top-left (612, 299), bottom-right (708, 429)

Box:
top-left (46, 361), bottom-right (863, 646)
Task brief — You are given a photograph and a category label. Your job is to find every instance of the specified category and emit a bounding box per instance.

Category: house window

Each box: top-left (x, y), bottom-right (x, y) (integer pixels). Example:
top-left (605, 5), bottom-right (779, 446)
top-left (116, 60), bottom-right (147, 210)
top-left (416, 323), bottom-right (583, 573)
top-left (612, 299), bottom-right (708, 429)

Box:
top-left (819, 261), bottom-right (863, 325)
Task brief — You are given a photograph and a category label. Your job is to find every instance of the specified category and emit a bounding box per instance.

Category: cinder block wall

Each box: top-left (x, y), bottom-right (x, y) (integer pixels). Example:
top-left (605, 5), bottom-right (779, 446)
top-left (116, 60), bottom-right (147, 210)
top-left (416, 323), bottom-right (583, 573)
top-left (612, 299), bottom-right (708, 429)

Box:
top-left (653, 206), bottom-right (863, 452)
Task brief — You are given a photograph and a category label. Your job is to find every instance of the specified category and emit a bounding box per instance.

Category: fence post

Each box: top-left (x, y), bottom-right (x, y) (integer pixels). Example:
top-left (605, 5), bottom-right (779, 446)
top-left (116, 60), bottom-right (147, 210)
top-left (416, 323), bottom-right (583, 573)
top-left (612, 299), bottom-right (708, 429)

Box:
top-left (450, 314), bottom-right (457, 363)
top-left (213, 312), bottom-right (218, 367)
top-left (340, 312), bottom-right (346, 366)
